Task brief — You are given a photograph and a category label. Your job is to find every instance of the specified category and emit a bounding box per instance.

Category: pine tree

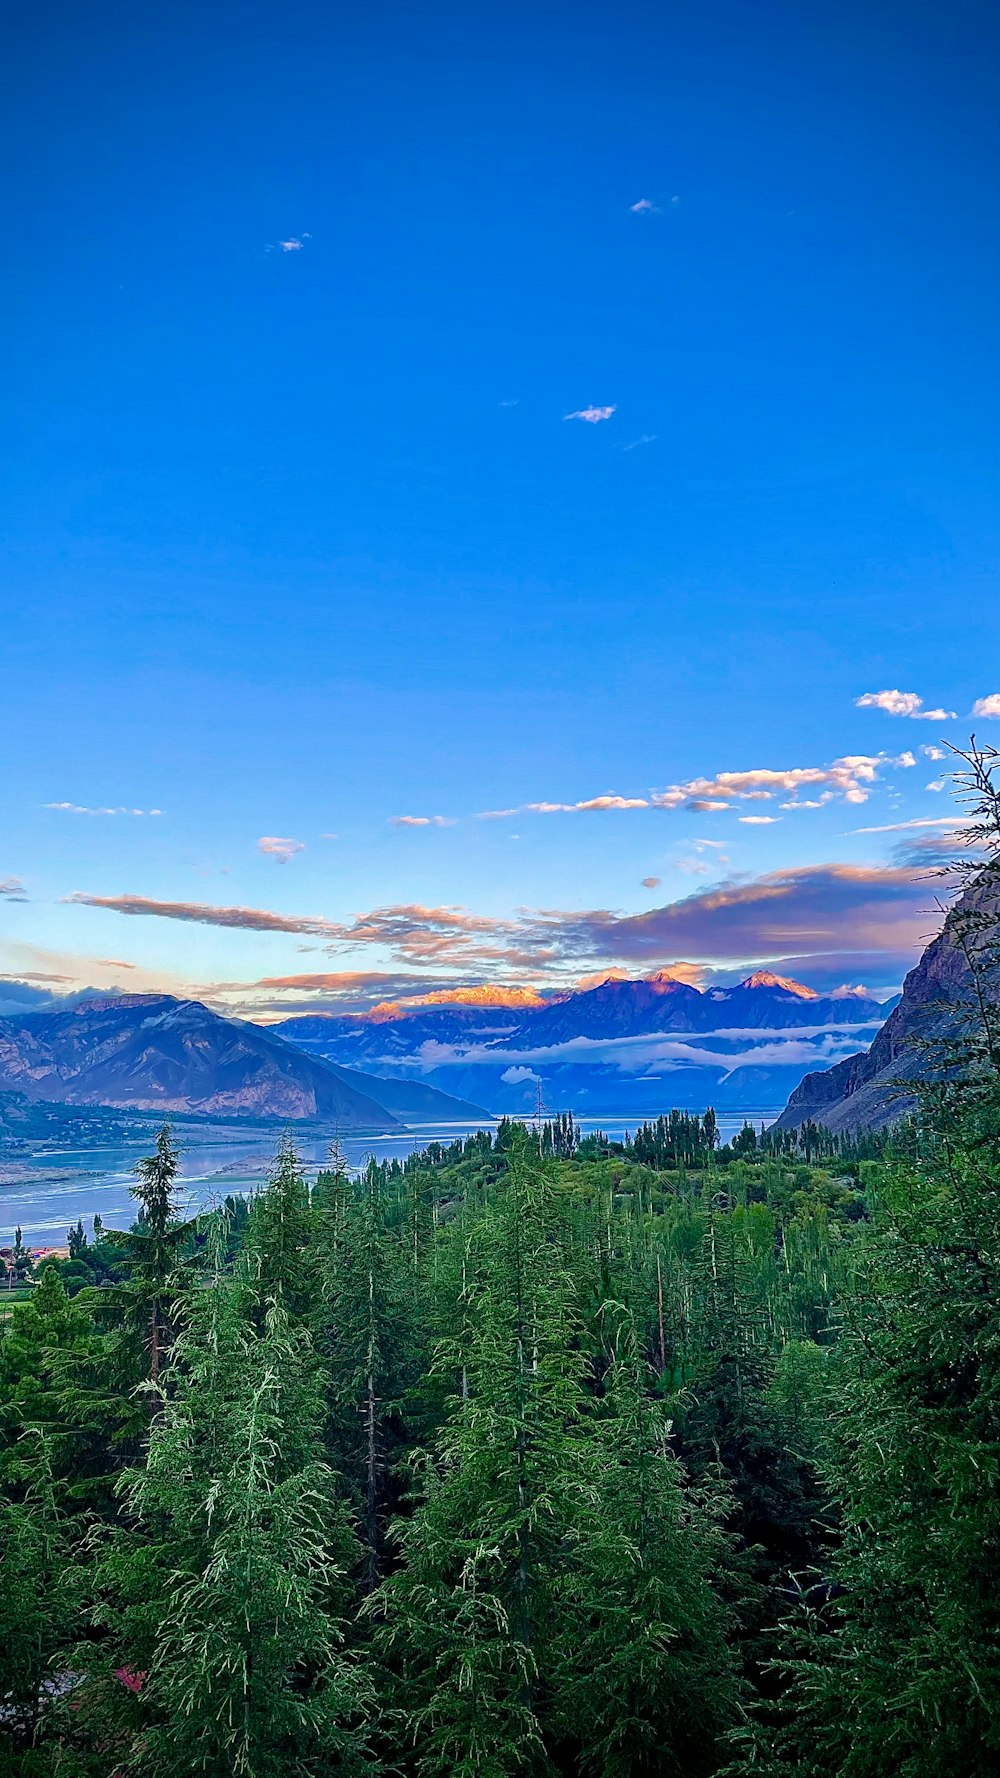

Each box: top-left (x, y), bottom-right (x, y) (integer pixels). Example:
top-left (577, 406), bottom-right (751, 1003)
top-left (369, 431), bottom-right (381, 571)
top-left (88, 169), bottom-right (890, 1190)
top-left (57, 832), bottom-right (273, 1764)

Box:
top-left (549, 1317), bottom-right (737, 1777)
top-left (105, 1125), bottom-right (194, 1386)
top-left (369, 1130), bottom-right (590, 1777)
top-left (0, 1430), bottom-right (86, 1770)
top-left (90, 1266), bottom-right (378, 1777)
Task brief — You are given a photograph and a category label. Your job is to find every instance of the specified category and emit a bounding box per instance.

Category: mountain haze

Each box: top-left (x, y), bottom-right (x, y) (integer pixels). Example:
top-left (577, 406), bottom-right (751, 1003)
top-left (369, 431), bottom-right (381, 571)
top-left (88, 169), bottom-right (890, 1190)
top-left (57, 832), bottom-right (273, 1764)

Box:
top-left (278, 971), bottom-right (888, 1117)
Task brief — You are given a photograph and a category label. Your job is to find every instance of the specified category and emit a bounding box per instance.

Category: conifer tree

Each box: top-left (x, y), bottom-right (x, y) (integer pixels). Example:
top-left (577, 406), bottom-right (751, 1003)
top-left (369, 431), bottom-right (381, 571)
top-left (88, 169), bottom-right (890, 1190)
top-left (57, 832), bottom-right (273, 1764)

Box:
top-left (105, 1125), bottom-right (193, 1385)
top-left (550, 1324), bottom-right (738, 1777)
top-left (313, 1157), bottom-right (411, 1588)
top-left (0, 1430), bottom-right (85, 1770)
top-left (370, 1130), bottom-right (590, 1777)
top-left (91, 1263), bottom-right (378, 1777)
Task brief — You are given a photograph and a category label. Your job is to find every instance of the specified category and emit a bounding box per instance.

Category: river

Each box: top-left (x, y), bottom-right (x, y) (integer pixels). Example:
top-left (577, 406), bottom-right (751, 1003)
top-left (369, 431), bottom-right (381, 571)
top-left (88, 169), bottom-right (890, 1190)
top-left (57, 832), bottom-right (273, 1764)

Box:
top-left (0, 1110), bottom-right (781, 1245)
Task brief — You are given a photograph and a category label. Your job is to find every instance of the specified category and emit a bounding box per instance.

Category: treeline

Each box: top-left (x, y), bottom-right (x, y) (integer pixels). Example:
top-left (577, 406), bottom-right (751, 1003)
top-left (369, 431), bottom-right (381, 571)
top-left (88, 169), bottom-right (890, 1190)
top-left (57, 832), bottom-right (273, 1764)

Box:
top-left (385, 1106), bottom-right (897, 1179)
top-left (1, 1071), bottom-right (998, 1776)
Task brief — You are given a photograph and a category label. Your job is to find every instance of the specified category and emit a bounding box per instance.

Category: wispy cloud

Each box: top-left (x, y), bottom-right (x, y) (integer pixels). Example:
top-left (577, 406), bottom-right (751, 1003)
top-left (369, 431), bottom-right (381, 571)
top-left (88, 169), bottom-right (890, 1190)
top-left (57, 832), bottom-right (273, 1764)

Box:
top-left (44, 803), bottom-right (163, 816)
top-left (856, 689), bottom-right (956, 721)
top-left (852, 816), bottom-right (964, 835)
top-left (66, 862), bottom-right (938, 989)
top-left (476, 756), bottom-right (910, 823)
top-left (619, 434), bottom-right (657, 451)
top-left (1, 877), bottom-right (27, 902)
top-left (476, 794), bottom-right (649, 819)
top-left (972, 693), bottom-right (1000, 719)
top-left (652, 754), bottom-right (913, 811)
top-left (389, 1026), bottom-right (884, 1082)
top-left (267, 233), bottom-right (312, 253)
top-left (257, 836), bottom-right (305, 862)
top-left (529, 795), bottom-right (648, 814)
top-left (739, 815), bottom-right (779, 825)
top-left (629, 198), bottom-right (659, 213)
top-left (390, 815), bottom-right (455, 828)
top-left (564, 405), bottom-right (616, 424)
top-left (545, 863), bottom-right (934, 966)
top-left (467, 736), bottom-right (935, 833)
top-left (65, 894), bottom-right (344, 938)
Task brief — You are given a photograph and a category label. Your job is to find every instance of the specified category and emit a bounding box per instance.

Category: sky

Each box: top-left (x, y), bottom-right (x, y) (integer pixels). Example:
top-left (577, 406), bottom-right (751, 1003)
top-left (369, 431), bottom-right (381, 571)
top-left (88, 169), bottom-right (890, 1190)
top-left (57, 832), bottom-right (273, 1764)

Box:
top-left (2, 0), bottom-right (999, 1022)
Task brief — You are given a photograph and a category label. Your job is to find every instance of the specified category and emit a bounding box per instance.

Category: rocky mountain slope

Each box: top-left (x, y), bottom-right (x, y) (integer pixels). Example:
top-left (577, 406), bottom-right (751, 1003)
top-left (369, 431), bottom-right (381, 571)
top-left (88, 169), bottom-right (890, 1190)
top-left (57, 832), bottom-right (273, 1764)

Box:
top-left (776, 876), bottom-right (997, 1133)
top-left (277, 971), bottom-right (888, 1117)
top-left (0, 996), bottom-right (487, 1126)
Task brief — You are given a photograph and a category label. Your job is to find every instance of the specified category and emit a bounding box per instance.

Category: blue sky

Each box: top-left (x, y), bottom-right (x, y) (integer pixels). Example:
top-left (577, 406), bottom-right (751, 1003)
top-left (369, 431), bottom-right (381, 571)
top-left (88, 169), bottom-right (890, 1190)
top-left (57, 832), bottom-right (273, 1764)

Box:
top-left (2, 0), bottom-right (999, 1018)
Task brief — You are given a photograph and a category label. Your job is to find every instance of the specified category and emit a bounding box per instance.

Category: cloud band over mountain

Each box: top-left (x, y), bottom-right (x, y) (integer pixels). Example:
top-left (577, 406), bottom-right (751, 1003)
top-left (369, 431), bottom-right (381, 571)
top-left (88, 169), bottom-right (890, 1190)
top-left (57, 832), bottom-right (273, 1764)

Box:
top-left (67, 863), bottom-right (938, 1009)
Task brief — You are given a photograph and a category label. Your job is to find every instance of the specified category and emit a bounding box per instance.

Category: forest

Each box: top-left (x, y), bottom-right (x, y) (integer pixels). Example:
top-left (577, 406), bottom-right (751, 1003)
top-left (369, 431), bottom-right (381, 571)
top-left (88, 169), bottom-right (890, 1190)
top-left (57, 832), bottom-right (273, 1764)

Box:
top-left (3, 756), bottom-right (1000, 1778)
top-left (0, 1074), bottom-right (997, 1777)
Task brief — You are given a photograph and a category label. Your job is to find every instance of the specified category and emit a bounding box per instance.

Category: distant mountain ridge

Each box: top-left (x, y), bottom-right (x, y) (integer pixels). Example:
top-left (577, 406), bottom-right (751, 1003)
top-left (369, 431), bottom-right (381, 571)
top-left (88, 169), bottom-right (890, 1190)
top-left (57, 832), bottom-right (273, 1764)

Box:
top-left (0, 995), bottom-right (490, 1127)
top-left (277, 971), bottom-right (889, 1117)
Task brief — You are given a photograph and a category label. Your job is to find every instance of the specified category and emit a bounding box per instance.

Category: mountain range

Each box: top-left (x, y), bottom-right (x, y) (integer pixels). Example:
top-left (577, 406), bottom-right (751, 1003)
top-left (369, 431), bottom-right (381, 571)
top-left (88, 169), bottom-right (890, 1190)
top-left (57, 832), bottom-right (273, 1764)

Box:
top-left (0, 996), bottom-right (489, 1128)
top-left (0, 969), bottom-right (919, 1131)
top-left (275, 970), bottom-right (892, 1119)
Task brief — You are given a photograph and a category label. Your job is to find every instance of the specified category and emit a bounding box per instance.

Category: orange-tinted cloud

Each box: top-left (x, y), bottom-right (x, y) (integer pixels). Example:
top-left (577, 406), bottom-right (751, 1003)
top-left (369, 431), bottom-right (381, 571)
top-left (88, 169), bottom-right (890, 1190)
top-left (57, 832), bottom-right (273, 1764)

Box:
top-left (65, 893), bottom-right (345, 937)
top-left (66, 863), bottom-right (940, 995)
top-left (652, 755), bottom-right (912, 810)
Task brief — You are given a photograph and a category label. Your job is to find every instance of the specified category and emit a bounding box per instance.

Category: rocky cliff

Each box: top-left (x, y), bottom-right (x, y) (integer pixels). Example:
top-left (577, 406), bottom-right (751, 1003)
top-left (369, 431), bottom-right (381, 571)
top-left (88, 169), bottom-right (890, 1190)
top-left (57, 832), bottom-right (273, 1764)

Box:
top-left (776, 872), bottom-right (998, 1133)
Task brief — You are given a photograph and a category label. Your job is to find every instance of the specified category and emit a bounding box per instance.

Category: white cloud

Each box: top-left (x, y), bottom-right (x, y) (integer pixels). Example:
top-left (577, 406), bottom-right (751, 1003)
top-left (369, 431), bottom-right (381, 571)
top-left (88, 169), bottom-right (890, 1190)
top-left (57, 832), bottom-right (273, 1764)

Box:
top-left (972, 693), bottom-right (1000, 719)
top-left (564, 405), bottom-right (616, 423)
top-left (410, 1027), bottom-right (876, 1080)
top-left (391, 815), bottom-right (455, 828)
top-left (921, 745), bottom-right (946, 760)
top-left (926, 779), bottom-right (945, 792)
top-left (629, 198), bottom-right (659, 213)
top-left (257, 836), bottom-right (305, 862)
top-left (471, 752), bottom-right (916, 828)
top-left (43, 803), bottom-right (162, 816)
top-left (266, 233), bottom-right (311, 254)
top-left (654, 755), bottom-right (902, 811)
top-left (856, 689), bottom-right (956, 721)
top-left (501, 1064), bottom-right (542, 1085)
top-left (619, 434), bottom-right (658, 451)
top-left (0, 877), bottom-right (27, 901)
top-left (852, 816), bottom-right (962, 834)
top-left (739, 815), bottom-right (779, 825)
top-left (528, 795), bottom-right (648, 814)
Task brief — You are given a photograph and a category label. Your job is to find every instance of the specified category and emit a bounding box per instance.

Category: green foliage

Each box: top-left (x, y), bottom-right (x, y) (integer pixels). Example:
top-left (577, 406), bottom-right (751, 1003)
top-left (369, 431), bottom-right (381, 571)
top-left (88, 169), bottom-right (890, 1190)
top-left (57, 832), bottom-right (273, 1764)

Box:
top-left (6, 867), bottom-right (1000, 1778)
top-left (90, 1268), bottom-right (377, 1777)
